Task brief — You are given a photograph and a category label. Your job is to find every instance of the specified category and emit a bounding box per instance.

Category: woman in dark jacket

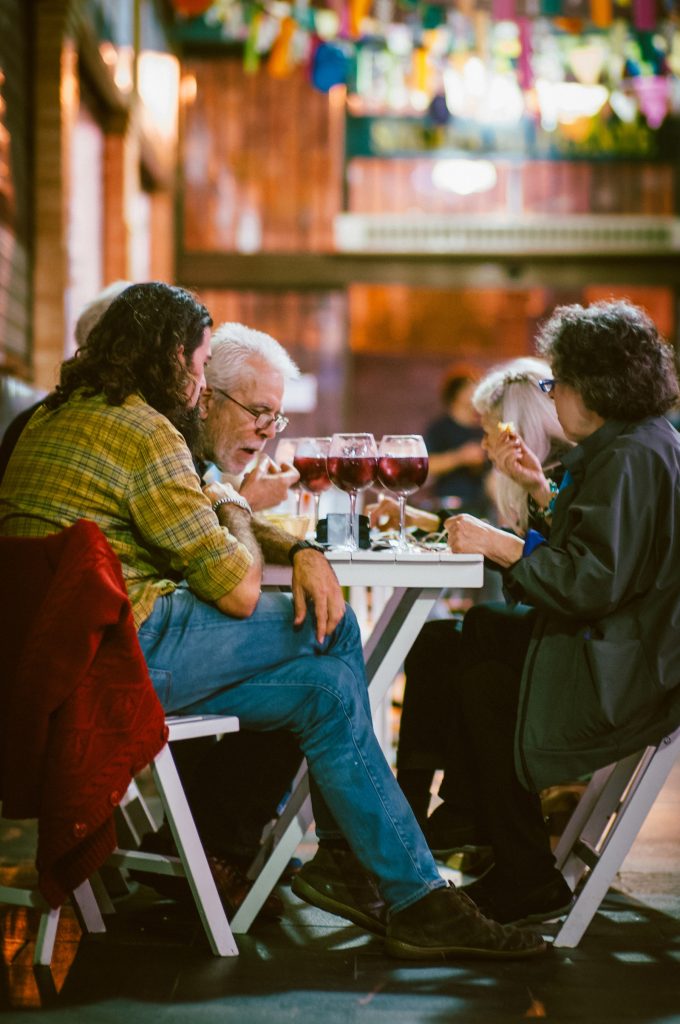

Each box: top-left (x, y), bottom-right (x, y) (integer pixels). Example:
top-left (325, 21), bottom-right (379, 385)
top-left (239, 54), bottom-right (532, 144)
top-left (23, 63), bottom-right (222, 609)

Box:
top-left (442, 299), bottom-right (680, 926)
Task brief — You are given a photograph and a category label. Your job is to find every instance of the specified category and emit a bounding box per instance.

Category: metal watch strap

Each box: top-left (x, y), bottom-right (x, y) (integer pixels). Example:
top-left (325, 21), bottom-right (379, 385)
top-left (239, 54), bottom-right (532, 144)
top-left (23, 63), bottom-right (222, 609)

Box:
top-left (288, 539), bottom-right (325, 564)
top-left (212, 494), bottom-right (252, 516)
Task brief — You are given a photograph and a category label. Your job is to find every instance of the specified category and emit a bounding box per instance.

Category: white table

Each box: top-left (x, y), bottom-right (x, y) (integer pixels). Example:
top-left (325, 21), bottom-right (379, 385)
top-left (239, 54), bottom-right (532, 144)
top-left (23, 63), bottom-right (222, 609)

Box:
top-left (229, 548), bottom-right (484, 933)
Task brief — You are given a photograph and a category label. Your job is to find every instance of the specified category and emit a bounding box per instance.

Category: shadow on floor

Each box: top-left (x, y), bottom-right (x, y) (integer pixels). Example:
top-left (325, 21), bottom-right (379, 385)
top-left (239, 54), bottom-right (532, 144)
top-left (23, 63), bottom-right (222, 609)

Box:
top-left (2, 881), bottom-right (678, 1024)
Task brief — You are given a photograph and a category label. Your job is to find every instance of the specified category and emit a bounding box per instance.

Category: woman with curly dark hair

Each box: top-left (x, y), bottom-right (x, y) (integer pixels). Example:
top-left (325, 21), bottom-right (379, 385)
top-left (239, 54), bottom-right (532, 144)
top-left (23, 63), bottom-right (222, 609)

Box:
top-left (437, 299), bottom-right (680, 926)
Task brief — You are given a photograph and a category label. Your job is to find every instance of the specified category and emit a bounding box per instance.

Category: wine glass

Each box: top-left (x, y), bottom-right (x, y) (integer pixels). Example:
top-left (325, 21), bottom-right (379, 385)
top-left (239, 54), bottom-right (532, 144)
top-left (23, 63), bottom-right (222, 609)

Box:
top-left (293, 436), bottom-right (332, 530)
top-left (274, 437), bottom-right (302, 513)
top-left (328, 433), bottom-right (378, 550)
top-left (377, 434), bottom-right (429, 551)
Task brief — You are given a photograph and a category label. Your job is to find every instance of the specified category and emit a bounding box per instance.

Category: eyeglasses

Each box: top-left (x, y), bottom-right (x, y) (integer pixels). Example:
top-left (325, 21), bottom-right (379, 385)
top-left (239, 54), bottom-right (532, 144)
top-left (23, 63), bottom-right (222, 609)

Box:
top-left (538, 378), bottom-right (557, 395)
top-left (213, 388), bottom-right (289, 434)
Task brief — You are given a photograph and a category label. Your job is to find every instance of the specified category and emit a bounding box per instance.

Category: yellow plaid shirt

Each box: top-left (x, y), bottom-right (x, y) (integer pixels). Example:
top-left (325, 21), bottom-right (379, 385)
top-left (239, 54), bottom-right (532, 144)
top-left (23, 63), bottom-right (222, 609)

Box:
top-left (0, 393), bottom-right (253, 627)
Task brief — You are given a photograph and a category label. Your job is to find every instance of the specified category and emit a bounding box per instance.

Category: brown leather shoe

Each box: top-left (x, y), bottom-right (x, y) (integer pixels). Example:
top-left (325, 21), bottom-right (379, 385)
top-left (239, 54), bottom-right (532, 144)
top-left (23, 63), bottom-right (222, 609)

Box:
top-left (385, 884), bottom-right (547, 960)
top-left (291, 846), bottom-right (388, 935)
top-left (130, 830), bottom-right (283, 922)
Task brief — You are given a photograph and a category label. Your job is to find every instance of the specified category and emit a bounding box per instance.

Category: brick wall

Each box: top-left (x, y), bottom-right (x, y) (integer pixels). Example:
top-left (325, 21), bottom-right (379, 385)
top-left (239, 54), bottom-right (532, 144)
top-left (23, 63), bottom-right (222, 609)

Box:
top-left (0, 0), bottom-right (31, 376)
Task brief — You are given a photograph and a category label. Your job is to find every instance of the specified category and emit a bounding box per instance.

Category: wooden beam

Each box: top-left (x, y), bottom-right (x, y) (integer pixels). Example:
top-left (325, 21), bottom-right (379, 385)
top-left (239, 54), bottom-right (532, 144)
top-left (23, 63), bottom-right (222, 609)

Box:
top-left (177, 251), bottom-right (680, 292)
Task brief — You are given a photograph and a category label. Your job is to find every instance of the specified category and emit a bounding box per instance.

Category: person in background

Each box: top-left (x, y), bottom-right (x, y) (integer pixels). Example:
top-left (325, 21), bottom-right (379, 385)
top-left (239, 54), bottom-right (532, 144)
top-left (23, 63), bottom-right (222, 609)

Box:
top-left (424, 366), bottom-right (489, 518)
top-left (442, 300), bottom-right (680, 925)
top-left (395, 358), bottom-right (571, 839)
top-left (0, 281), bottom-right (544, 961)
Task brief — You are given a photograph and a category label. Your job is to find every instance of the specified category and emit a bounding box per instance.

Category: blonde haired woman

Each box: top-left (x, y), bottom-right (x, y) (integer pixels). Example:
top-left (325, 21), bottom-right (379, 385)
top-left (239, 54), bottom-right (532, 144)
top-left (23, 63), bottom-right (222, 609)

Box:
top-left (396, 357), bottom-right (571, 837)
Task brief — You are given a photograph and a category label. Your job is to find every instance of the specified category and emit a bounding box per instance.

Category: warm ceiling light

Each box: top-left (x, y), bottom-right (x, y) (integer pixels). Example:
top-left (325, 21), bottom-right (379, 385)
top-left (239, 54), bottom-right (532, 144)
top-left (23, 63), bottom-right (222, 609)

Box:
top-left (536, 80), bottom-right (609, 130)
top-left (138, 52), bottom-right (181, 139)
top-left (431, 159), bottom-right (498, 195)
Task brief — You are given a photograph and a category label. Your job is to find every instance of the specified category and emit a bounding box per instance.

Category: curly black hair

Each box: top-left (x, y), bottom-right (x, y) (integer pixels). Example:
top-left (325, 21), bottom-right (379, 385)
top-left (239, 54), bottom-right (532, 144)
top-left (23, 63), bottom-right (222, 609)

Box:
top-left (45, 282), bottom-right (212, 425)
top-left (536, 300), bottom-right (680, 420)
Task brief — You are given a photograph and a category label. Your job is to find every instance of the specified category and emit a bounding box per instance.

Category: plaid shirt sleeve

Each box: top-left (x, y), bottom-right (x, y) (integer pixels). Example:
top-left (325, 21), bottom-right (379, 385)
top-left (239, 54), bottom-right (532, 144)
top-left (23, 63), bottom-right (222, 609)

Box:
top-left (128, 421), bottom-right (253, 601)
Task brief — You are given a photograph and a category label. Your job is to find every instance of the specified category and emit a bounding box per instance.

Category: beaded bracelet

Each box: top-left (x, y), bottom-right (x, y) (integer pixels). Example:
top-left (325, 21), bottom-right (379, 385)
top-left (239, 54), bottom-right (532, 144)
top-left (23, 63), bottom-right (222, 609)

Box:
top-left (527, 478), bottom-right (559, 522)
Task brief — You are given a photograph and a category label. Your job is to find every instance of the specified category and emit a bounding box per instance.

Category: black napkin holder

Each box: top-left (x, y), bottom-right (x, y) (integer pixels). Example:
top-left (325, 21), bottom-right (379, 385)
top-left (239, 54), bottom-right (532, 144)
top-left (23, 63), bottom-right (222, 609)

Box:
top-left (316, 513), bottom-right (370, 549)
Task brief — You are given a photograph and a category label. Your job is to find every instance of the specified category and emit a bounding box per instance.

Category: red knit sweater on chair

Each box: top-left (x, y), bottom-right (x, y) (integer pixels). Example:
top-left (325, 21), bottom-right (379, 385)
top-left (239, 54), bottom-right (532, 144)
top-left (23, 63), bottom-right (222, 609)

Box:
top-left (0, 519), bottom-right (168, 907)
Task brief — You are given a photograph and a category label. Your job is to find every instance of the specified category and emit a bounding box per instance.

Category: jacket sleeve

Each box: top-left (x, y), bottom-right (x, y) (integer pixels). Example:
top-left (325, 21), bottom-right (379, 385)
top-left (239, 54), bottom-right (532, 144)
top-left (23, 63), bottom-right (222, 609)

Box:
top-left (505, 441), bottom-right (662, 620)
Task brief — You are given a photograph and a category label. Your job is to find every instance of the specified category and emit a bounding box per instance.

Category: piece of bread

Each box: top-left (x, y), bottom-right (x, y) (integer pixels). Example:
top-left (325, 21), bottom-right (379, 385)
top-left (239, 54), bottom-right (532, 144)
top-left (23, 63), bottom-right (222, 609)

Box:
top-left (497, 420), bottom-right (517, 436)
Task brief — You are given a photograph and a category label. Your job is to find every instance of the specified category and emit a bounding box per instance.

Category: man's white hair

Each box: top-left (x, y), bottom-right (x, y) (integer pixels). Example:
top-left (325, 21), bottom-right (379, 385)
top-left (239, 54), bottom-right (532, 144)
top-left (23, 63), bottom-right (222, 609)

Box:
top-left (473, 356), bottom-right (570, 534)
top-left (207, 322), bottom-right (300, 392)
top-left (75, 280), bottom-right (132, 348)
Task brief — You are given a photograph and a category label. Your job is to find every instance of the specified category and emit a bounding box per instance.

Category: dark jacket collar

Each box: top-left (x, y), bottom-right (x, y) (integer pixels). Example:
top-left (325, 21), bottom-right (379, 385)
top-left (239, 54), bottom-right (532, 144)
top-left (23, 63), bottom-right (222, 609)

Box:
top-left (561, 419), bottom-right (630, 480)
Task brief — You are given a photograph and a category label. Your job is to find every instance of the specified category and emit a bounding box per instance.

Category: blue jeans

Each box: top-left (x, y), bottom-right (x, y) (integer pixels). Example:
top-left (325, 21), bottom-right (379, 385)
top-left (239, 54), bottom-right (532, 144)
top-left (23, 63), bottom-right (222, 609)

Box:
top-left (138, 585), bottom-right (445, 912)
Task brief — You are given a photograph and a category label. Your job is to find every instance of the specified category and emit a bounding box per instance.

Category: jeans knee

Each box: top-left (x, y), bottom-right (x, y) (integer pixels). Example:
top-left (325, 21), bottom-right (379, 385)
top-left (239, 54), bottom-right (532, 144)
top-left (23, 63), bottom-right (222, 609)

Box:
top-left (301, 661), bottom-right (363, 725)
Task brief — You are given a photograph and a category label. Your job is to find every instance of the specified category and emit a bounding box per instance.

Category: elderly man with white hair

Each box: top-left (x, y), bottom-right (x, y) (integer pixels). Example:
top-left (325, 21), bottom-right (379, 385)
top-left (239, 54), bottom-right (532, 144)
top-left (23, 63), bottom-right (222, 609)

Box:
top-left (198, 321), bottom-right (300, 512)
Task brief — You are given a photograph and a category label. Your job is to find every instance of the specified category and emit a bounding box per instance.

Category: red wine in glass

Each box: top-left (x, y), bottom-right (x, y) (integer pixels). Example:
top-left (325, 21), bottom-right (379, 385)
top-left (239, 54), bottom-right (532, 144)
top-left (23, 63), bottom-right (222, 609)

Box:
top-left (377, 435), bottom-right (429, 550)
top-left (328, 433), bottom-right (378, 550)
top-left (293, 437), bottom-right (332, 529)
top-left (294, 456), bottom-right (331, 495)
top-left (377, 456), bottom-right (428, 496)
top-left (327, 456), bottom-right (378, 493)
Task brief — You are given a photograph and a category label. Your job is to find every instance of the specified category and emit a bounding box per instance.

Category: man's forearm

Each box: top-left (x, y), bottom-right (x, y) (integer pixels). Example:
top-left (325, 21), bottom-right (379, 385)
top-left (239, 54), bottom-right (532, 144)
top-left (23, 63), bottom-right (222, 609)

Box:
top-left (252, 517), bottom-right (299, 564)
top-left (215, 504), bottom-right (263, 569)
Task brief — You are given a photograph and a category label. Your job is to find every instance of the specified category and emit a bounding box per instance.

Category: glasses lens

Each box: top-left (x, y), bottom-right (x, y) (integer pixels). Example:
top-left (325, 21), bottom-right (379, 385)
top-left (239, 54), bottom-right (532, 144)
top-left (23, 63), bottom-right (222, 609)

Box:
top-left (539, 379), bottom-right (554, 394)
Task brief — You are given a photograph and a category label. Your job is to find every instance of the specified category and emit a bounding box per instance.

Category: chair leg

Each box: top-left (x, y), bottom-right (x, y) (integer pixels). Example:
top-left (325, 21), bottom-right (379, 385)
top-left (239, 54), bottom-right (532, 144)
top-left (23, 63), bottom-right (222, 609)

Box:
top-left (85, 872), bottom-right (116, 917)
top-left (33, 907), bottom-right (61, 966)
top-left (151, 744), bottom-right (238, 957)
top-left (231, 773), bottom-right (312, 934)
top-left (116, 778), bottom-right (159, 848)
top-left (71, 879), bottom-right (107, 934)
top-left (555, 753), bottom-right (643, 889)
top-left (554, 731), bottom-right (680, 948)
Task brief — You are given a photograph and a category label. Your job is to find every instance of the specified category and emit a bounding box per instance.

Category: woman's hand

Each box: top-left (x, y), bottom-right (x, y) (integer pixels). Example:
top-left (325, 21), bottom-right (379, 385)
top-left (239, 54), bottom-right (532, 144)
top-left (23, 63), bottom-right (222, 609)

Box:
top-left (486, 432), bottom-right (550, 500)
top-left (445, 513), bottom-right (524, 568)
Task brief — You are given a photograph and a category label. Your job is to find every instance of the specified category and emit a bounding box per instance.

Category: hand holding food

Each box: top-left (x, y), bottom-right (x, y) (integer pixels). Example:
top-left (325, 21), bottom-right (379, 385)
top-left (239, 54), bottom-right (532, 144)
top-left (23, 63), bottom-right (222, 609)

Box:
top-left (240, 454), bottom-right (300, 511)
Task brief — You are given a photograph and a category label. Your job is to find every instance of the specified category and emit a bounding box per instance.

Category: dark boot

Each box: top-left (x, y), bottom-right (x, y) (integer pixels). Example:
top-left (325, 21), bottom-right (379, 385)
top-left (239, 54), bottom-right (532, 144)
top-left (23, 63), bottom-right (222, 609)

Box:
top-left (385, 883), bottom-right (546, 960)
top-left (463, 869), bottom-right (574, 926)
top-left (291, 846), bottom-right (388, 936)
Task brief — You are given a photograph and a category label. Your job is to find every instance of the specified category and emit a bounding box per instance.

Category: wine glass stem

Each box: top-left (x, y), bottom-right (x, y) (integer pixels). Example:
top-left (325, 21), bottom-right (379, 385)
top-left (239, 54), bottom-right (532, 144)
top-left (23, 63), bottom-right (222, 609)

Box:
top-left (398, 495), bottom-right (407, 547)
top-left (348, 491), bottom-right (358, 550)
top-left (294, 488), bottom-right (302, 514)
top-left (312, 493), bottom-right (321, 532)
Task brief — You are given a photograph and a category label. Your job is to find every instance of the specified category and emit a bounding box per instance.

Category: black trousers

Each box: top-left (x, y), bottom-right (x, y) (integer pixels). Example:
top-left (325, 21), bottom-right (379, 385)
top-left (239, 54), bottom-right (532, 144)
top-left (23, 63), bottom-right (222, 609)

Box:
top-left (172, 729), bottom-right (302, 864)
top-left (398, 602), bottom-right (558, 886)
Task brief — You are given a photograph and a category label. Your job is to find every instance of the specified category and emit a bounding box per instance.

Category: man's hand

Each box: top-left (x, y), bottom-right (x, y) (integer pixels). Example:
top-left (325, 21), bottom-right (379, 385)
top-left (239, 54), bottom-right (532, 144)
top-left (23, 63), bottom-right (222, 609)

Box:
top-left (290, 549), bottom-right (345, 643)
top-left (445, 513), bottom-right (524, 568)
top-left (240, 454), bottom-right (300, 512)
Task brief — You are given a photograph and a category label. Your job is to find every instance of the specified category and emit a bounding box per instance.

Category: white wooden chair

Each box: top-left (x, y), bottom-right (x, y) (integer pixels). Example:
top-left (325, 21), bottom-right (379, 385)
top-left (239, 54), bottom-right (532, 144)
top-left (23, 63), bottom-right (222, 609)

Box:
top-left (552, 723), bottom-right (680, 947)
top-left (0, 713), bottom-right (241, 967)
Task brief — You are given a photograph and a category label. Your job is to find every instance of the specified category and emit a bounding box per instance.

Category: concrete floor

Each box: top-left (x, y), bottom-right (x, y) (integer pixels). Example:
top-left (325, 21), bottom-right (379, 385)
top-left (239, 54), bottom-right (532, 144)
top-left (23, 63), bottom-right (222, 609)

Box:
top-left (1, 759), bottom-right (679, 1022)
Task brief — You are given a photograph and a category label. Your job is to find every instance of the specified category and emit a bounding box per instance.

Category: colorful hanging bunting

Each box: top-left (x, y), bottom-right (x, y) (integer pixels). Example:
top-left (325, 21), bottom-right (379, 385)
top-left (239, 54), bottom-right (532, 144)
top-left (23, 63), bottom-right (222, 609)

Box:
top-left (171, 0), bottom-right (213, 16)
top-left (517, 18), bottom-right (533, 90)
top-left (311, 40), bottom-right (350, 90)
top-left (349, 0), bottom-right (371, 38)
top-left (493, 0), bottom-right (517, 20)
top-left (632, 0), bottom-right (656, 31)
top-left (244, 12), bottom-right (262, 74)
top-left (268, 16), bottom-right (297, 78)
top-left (590, 0), bottom-right (614, 27)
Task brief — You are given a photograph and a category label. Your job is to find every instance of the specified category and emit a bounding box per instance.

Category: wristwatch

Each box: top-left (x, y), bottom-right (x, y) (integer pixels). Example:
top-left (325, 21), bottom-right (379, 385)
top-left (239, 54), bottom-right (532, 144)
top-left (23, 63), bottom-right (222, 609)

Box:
top-left (212, 493), bottom-right (252, 516)
top-left (288, 539), bottom-right (325, 564)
